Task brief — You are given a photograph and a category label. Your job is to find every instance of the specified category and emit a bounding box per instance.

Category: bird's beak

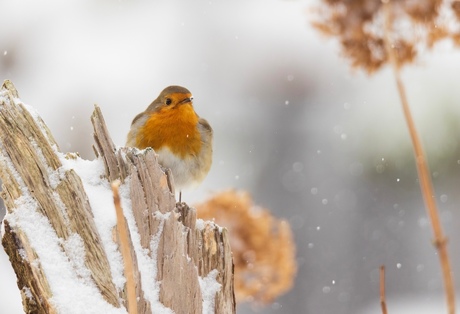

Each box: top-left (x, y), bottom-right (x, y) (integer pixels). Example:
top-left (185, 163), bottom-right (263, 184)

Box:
top-left (179, 97), bottom-right (193, 104)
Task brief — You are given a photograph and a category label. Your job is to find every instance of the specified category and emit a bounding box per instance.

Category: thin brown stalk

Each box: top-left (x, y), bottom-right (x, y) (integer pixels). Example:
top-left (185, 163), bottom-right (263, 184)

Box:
top-left (383, 3), bottom-right (455, 314)
top-left (112, 180), bottom-right (138, 314)
top-left (380, 266), bottom-right (388, 314)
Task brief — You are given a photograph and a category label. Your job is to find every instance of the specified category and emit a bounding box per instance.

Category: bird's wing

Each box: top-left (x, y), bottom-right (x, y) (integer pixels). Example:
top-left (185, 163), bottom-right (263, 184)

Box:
top-left (198, 117), bottom-right (213, 133)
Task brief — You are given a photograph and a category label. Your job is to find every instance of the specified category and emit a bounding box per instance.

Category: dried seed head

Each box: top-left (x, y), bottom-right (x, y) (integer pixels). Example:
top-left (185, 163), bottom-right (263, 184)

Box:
top-left (313, 0), bottom-right (460, 72)
top-left (195, 190), bottom-right (297, 304)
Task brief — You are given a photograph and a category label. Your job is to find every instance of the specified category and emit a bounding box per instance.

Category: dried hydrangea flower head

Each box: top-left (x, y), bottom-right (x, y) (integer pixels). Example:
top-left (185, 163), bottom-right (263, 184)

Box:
top-left (313, 0), bottom-right (460, 72)
top-left (195, 190), bottom-right (297, 304)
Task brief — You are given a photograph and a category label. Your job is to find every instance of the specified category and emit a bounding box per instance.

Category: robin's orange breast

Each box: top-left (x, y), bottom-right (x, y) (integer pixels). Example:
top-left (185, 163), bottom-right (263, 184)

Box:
top-left (136, 103), bottom-right (202, 158)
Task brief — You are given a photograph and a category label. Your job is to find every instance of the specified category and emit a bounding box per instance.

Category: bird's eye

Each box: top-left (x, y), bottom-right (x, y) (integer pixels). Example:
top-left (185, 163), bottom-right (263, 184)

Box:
top-left (165, 98), bottom-right (172, 105)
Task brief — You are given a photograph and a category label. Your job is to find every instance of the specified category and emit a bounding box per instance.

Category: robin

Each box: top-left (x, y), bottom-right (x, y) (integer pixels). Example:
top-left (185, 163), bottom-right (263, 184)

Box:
top-left (126, 85), bottom-right (213, 202)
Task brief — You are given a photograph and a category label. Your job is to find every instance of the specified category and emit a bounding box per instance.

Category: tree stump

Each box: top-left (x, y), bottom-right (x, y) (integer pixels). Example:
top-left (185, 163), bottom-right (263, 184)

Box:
top-left (0, 80), bottom-right (235, 314)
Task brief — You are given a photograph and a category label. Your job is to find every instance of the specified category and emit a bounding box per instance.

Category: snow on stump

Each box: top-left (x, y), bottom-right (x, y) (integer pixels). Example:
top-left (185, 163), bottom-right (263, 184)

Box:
top-left (0, 80), bottom-right (235, 314)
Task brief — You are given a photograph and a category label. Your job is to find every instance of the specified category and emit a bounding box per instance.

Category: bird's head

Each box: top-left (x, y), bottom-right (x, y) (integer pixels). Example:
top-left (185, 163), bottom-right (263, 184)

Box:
top-left (149, 85), bottom-right (193, 112)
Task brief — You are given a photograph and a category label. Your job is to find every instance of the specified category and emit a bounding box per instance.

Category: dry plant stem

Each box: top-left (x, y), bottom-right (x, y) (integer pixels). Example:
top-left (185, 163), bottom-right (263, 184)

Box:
top-left (112, 180), bottom-right (137, 314)
top-left (380, 266), bottom-right (388, 314)
top-left (383, 4), bottom-right (455, 314)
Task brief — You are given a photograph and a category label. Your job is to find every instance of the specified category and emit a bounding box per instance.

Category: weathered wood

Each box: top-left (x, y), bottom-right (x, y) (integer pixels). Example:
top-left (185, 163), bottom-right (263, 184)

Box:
top-left (0, 80), bottom-right (119, 311)
top-left (195, 223), bottom-right (235, 313)
top-left (91, 106), bottom-right (235, 314)
top-left (2, 221), bottom-right (55, 314)
top-left (1, 80), bottom-right (235, 314)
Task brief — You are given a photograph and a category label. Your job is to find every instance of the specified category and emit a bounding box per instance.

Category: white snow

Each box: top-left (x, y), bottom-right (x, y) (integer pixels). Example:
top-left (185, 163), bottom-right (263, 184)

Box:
top-left (1, 94), bottom-right (221, 313)
top-left (59, 153), bottom-right (127, 292)
top-left (118, 182), bottom-right (174, 314)
top-left (23, 287), bottom-right (33, 299)
top-left (0, 113), bottom-right (124, 313)
top-left (2, 145), bottom-right (173, 313)
top-left (195, 218), bottom-right (207, 231)
top-left (0, 216), bottom-right (4, 237)
top-left (30, 140), bottom-right (61, 189)
top-left (60, 233), bottom-right (92, 284)
top-left (59, 152), bottom-right (182, 313)
top-left (7, 195), bottom-right (125, 314)
top-left (199, 269), bottom-right (222, 314)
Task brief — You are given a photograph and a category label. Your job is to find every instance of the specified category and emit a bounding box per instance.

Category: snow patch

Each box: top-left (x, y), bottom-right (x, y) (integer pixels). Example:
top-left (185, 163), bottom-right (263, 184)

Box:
top-left (8, 197), bottom-right (125, 314)
top-left (199, 269), bottom-right (222, 314)
top-left (118, 181), bottom-right (174, 314)
top-left (61, 233), bottom-right (92, 284)
top-left (0, 218), bottom-right (5, 237)
top-left (58, 153), bottom-right (126, 291)
top-left (23, 287), bottom-right (33, 299)
top-left (195, 218), bottom-right (206, 231)
top-left (58, 150), bottom-right (174, 313)
top-left (30, 140), bottom-right (61, 189)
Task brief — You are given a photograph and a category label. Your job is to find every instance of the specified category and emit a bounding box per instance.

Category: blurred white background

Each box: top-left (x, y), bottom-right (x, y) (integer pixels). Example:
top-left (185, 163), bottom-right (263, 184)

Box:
top-left (1, 0), bottom-right (460, 313)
